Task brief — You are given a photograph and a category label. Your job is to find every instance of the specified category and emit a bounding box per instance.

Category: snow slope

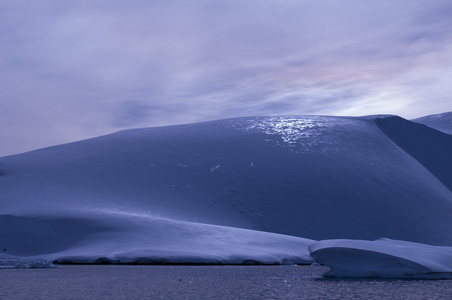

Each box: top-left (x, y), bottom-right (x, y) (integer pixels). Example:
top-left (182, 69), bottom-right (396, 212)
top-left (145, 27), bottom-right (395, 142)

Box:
top-left (309, 239), bottom-right (452, 279)
top-left (1, 115), bottom-right (452, 265)
top-left (412, 111), bottom-right (452, 135)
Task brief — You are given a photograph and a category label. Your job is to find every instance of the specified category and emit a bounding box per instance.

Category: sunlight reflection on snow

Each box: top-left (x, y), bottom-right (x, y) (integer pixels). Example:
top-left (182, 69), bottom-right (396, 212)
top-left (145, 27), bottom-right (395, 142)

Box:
top-left (237, 116), bottom-right (332, 152)
top-left (250, 117), bottom-right (317, 144)
top-left (231, 116), bottom-right (365, 154)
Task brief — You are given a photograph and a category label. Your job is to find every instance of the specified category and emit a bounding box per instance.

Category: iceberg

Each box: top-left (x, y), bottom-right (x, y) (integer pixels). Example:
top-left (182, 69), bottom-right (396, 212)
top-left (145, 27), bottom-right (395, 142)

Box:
top-left (309, 239), bottom-right (452, 279)
top-left (1, 114), bottom-right (452, 265)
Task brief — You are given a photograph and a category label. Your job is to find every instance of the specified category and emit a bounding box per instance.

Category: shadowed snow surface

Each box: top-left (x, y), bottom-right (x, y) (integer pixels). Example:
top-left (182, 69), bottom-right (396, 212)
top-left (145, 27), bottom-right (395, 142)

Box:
top-left (1, 115), bottom-right (452, 266)
top-left (377, 116), bottom-right (452, 191)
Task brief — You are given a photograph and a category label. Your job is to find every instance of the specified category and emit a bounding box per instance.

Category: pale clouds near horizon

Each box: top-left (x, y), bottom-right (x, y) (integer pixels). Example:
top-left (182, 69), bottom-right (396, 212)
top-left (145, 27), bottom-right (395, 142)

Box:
top-left (1, 0), bottom-right (452, 156)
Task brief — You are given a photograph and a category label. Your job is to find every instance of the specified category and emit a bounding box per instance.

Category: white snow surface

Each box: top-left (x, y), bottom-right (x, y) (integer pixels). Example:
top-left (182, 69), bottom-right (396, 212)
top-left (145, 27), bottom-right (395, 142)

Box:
top-left (309, 239), bottom-right (452, 279)
top-left (1, 114), bottom-right (452, 267)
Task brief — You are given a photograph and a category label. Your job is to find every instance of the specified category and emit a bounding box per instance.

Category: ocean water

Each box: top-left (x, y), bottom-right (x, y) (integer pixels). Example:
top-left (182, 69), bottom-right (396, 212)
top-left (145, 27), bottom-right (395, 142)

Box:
top-left (0, 265), bottom-right (450, 299)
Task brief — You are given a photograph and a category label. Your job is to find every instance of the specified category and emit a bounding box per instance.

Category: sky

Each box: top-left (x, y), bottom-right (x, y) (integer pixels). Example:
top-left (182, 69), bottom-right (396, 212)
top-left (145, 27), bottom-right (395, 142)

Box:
top-left (1, 0), bottom-right (452, 156)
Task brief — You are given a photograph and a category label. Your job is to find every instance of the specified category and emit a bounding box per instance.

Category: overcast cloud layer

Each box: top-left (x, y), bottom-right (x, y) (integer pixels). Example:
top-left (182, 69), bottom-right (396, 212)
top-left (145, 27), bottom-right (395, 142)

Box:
top-left (1, 0), bottom-right (452, 156)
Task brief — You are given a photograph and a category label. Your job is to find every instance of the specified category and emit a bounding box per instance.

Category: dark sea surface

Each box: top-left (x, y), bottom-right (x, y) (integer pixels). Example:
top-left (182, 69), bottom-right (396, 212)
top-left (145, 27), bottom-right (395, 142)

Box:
top-left (0, 265), bottom-right (450, 299)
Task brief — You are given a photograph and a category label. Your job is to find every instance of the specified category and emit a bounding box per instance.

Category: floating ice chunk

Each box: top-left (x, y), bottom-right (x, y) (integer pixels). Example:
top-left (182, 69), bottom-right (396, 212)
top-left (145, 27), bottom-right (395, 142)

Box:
top-left (210, 164), bottom-right (221, 172)
top-left (309, 238), bottom-right (452, 279)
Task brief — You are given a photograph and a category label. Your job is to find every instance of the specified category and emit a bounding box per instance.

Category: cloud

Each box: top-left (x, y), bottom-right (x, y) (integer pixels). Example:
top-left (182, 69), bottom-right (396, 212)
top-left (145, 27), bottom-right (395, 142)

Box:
top-left (1, 0), bottom-right (452, 156)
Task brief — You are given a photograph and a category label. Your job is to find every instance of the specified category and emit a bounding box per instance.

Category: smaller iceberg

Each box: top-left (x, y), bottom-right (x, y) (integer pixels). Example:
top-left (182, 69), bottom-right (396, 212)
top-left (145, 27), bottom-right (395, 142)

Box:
top-left (0, 255), bottom-right (55, 269)
top-left (309, 238), bottom-right (452, 279)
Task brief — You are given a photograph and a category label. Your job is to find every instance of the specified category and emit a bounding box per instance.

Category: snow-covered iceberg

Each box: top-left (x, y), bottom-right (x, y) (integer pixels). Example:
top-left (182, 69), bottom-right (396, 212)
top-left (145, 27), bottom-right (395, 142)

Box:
top-left (309, 239), bottom-right (452, 279)
top-left (1, 114), bottom-right (452, 264)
